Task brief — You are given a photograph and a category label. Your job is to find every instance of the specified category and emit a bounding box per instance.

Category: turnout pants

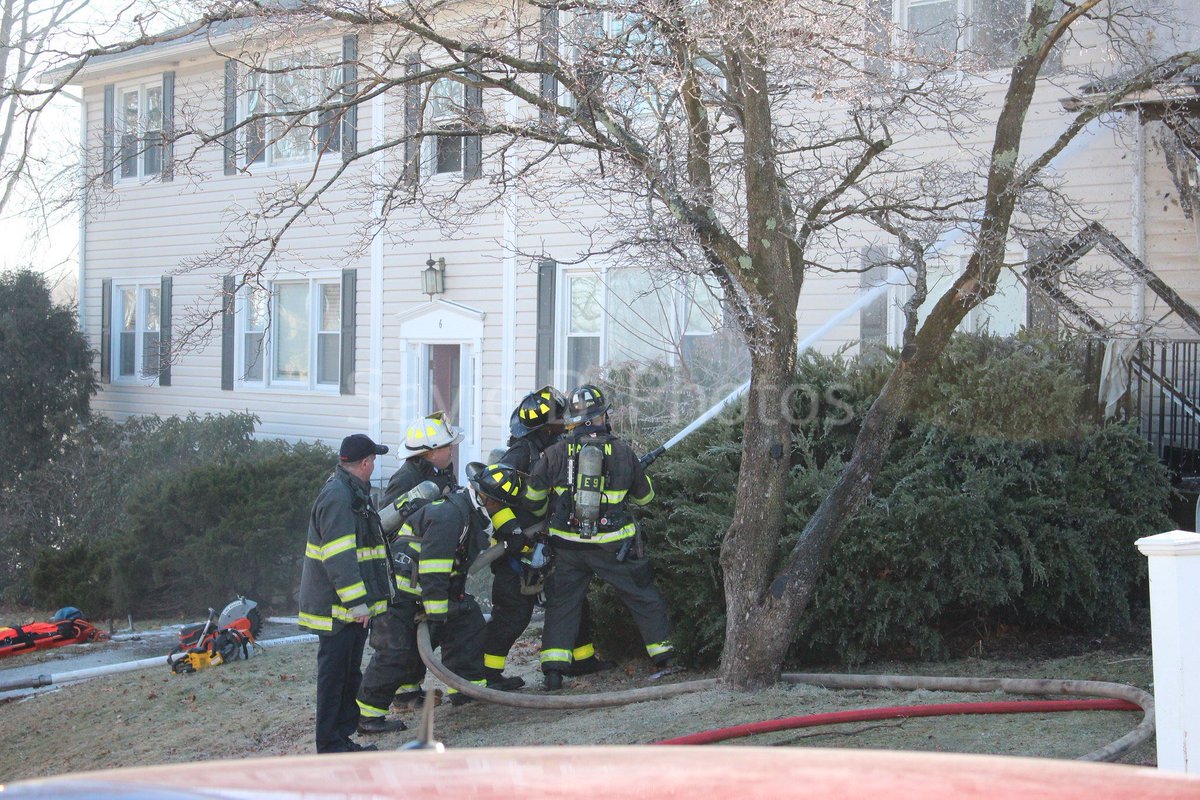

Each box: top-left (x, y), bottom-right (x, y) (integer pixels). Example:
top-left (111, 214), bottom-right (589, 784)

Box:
top-left (483, 558), bottom-right (597, 672)
top-left (315, 621), bottom-right (369, 752)
top-left (357, 596), bottom-right (485, 718)
top-left (539, 544), bottom-right (673, 673)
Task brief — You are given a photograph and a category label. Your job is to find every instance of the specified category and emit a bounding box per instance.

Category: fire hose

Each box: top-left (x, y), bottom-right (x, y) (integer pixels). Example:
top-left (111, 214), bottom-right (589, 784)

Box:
top-left (415, 622), bottom-right (1154, 761)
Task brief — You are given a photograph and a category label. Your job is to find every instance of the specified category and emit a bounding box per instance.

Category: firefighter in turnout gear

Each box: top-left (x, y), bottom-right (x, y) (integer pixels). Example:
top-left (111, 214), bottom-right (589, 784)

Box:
top-left (299, 434), bottom-right (393, 754)
top-left (530, 385), bottom-right (674, 691)
top-left (356, 464), bottom-right (525, 724)
top-left (360, 411), bottom-right (464, 719)
top-left (384, 411), bottom-right (462, 505)
top-left (481, 387), bottom-right (613, 691)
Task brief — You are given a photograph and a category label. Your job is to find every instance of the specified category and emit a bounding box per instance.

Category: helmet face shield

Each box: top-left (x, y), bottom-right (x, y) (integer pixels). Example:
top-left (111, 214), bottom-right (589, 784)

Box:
top-left (404, 410), bottom-right (465, 453)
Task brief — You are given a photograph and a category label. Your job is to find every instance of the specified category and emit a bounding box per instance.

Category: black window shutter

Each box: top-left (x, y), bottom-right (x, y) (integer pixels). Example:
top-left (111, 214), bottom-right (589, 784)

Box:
top-left (403, 55), bottom-right (421, 185)
top-left (539, 7), bottom-right (559, 124)
top-left (159, 276), bottom-right (173, 386)
top-left (161, 71), bottom-right (175, 181)
top-left (342, 34), bottom-right (358, 162)
top-left (102, 84), bottom-right (115, 187)
top-left (223, 61), bottom-right (238, 175)
top-left (100, 279), bottom-right (112, 383)
top-left (221, 275), bottom-right (236, 389)
top-left (340, 268), bottom-right (356, 395)
top-left (463, 74), bottom-right (482, 180)
top-left (535, 259), bottom-right (556, 386)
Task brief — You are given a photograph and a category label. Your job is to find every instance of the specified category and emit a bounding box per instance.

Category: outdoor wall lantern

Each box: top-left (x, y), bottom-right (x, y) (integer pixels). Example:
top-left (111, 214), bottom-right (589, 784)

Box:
top-left (422, 255), bottom-right (446, 297)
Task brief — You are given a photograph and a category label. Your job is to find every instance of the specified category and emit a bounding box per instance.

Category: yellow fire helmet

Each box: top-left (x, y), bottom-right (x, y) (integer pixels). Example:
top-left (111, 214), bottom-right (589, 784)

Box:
top-left (404, 411), bottom-right (465, 453)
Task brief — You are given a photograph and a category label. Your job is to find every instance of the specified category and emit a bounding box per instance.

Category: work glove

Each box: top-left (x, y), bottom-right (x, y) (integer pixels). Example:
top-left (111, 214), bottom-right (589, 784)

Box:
top-left (502, 531), bottom-right (527, 559)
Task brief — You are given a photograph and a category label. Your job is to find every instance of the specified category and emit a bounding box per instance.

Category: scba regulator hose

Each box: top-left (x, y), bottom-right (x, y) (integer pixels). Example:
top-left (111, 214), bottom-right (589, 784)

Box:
top-left (415, 623), bottom-right (1154, 761)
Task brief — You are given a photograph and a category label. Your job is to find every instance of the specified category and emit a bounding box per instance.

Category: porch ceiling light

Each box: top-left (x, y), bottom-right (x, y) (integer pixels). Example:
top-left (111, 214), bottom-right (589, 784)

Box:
top-left (422, 255), bottom-right (446, 298)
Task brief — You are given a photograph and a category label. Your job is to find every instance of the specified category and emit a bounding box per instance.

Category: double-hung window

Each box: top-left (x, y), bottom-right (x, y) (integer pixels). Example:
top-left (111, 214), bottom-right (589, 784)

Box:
top-left (116, 81), bottom-right (163, 181)
top-left (427, 76), bottom-right (465, 175)
top-left (112, 282), bottom-right (161, 380)
top-left (557, 267), bottom-right (724, 386)
top-left (894, 0), bottom-right (1044, 68)
top-left (242, 54), bottom-right (341, 168)
top-left (238, 278), bottom-right (341, 390)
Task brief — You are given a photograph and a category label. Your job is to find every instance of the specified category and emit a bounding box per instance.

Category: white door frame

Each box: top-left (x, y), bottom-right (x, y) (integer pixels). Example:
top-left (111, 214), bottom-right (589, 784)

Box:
top-left (396, 299), bottom-right (486, 483)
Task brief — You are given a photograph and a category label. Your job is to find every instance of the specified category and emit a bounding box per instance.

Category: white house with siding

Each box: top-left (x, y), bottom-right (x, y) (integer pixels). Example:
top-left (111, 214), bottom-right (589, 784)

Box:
top-left (61, 2), bottom-right (1200, 485)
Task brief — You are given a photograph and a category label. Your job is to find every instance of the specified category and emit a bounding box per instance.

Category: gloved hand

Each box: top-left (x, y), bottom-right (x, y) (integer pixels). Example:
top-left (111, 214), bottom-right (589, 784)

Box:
top-left (502, 533), bottom-right (527, 559)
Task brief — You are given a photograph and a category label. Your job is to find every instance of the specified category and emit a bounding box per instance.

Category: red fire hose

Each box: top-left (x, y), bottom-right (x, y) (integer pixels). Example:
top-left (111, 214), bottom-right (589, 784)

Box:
top-left (655, 698), bottom-right (1140, 745)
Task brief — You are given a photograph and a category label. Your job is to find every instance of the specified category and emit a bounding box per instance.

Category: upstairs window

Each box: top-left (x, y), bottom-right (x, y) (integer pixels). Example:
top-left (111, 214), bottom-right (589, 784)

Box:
top-left (428, 77), bottom-right (464, 175)
top-left (894, 0), bottom-right (1050, 70)
top-left (241, 54), bottom-right (342, 168)
top-left (116, 81), bottom-right (163, 180)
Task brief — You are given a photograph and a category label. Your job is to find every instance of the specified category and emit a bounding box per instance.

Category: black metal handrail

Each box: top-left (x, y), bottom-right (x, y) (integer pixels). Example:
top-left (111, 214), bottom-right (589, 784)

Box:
top-left (1130, 339), bottom-right (1200, 476)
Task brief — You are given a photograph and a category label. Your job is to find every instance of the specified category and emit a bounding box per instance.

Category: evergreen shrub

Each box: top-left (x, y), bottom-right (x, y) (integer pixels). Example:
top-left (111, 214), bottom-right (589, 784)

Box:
top-left (589, 333), bottom-right (1170, 666)
top-left (27, 414), bottom-right (334, 617)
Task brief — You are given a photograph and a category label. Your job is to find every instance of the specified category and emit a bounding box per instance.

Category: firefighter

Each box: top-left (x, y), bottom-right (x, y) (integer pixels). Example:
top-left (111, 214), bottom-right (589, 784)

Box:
top-left (358, 411), bottom-right (463, 727)
top-left (356, 463), bottom-right (527, 726)
top-left (299, 434), bottom-right (393, 754)
top-left (383, 410), bottom-right (461, 505)
top-left (481, 387), bottom-right (614, 691)
top-left (530, 384), bottom-right (674, 691)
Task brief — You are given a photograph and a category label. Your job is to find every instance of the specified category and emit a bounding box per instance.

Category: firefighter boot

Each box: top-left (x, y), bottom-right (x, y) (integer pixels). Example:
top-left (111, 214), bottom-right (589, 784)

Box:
top-left (567, 656), bottom-right (616, 676)
top-left (357, 716), bottom-right (409, 734)
top-left (543, 669), bottom-right (564, 691)
top-left (484, 667), bottom-right (526, 691)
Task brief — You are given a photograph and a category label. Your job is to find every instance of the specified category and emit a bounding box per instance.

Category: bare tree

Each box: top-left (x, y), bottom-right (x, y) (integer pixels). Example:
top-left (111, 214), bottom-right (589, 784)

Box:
top-left (20, 0), bottom-right (1200, 687)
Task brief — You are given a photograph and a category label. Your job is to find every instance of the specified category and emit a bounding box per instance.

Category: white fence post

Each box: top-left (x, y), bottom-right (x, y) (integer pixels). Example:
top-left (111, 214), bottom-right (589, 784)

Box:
top-left (1135, 529), bottom-right (1200, 774)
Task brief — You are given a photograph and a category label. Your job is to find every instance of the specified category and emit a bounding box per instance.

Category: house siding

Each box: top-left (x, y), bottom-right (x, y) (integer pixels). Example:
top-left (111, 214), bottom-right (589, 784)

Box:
top-left (73, 9), bottom-right (1200, 480)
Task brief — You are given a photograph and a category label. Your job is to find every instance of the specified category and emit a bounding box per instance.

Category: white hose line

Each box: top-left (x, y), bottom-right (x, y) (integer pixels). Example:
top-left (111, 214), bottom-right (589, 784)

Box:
top-left (416, 622), bottom-right (715, 709)
top-left (0, 633), bottom-right (316, 694)
top-left (418, 622), bottom-right (1151, 761)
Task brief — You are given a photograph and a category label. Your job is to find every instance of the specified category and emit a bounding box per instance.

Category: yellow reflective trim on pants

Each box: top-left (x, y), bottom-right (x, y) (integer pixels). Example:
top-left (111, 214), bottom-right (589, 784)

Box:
top-left (395, 683), bottom-right (421, 695)
top-left (322, 534), bottom-right (356, 559)
top-left (540, 648), bottom-right (572, 664)
top-left (419, 558), bottom-right (453, 574)
top-left (548, 523), bottom-right (636, 545)
top-left (423, 599), bottom-right (449, 614)
top-left (484, 653), bottom-right (507, 670)
top-left (356, 699), bottom-right (389, 718)
top-left (336, 581), bottom-right (367, 603)
top-left (446, 679), bottom-right (486, 696)
top-left (572, 643), bottom-right (595, 661)
top-left (298, 612), bottom-right (332, 631)
top-left (645, 641), bottom-right (672, 658)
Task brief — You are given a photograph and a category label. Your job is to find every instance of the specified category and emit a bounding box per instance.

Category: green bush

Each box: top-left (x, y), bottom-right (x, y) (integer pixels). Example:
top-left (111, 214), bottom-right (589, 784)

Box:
top-left (3, 412), bottom-right (260, 606)
top-left (590, 333), bottom-right (1170, 667)
top-left (24, 414), bottom-right (334, 617)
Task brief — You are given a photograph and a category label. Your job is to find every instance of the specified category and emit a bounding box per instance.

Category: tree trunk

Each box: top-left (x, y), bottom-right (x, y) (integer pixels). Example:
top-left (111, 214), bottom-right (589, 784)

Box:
top-left (717, 325), bottom-right (798, 689)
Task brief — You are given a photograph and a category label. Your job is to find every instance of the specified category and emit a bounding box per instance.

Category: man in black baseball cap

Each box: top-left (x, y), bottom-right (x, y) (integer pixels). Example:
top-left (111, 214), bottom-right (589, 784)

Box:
top-left (300, 431), bottom-right (396, 752)
top-left (340, 433), bottom-right (389, 462)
